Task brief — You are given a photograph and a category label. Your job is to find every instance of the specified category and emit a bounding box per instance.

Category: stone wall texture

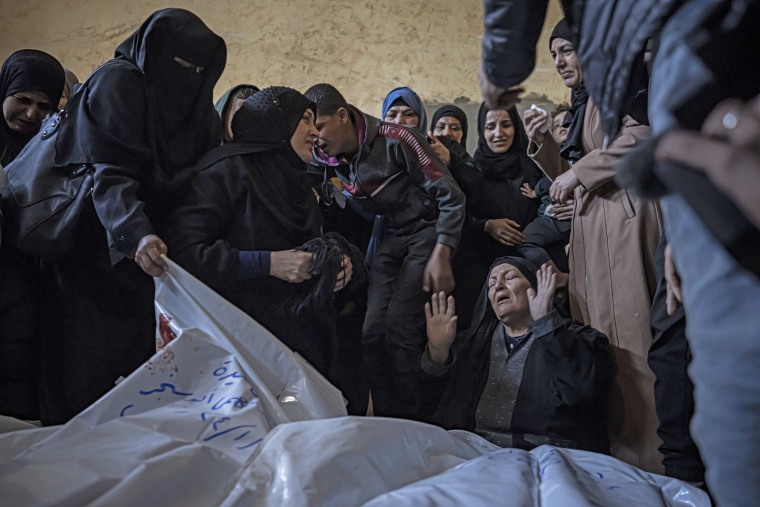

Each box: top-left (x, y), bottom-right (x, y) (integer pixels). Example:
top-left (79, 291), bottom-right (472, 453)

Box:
top-left (0, 0), bottom-right (568, 115)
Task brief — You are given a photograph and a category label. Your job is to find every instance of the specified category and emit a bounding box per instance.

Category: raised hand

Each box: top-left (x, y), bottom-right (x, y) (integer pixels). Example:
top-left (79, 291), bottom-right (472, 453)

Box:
top-left (425, 291), bottom-right (458, 364)
top-left (527, 263), bottom-right (558, 320)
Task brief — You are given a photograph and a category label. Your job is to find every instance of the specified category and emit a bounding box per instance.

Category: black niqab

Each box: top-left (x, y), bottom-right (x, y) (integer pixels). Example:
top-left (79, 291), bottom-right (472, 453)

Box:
top-left (55, 8), bottom-right (226, 175)
top-left (431, 104), bottom-right (469, 150)
top-left (473, 104), bottom-right (541, 186)
top-left (0, 49), bottom-right (64, 166)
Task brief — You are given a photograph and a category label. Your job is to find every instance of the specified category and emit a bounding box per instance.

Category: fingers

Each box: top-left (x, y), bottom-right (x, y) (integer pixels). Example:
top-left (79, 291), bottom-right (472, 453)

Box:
top-left (135, 235), bottom-right (169, 277)
top-left (526, 287), bottom-right (536, 302)
top-left (428, 131), bottom-right (439, 144)
top-left (702, 98), bottom-right (760, 149)
top-left (424, 301), bottom-right (432, 321)
top-left (446, 294), bottom-right (456, 318)
top-left (655, 131), bottom-right (729, 175)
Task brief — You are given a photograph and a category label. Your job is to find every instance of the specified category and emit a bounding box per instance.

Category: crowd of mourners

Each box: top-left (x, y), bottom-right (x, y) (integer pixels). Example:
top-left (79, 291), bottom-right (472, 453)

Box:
top-left (2, 3), bottom-right (759, 505)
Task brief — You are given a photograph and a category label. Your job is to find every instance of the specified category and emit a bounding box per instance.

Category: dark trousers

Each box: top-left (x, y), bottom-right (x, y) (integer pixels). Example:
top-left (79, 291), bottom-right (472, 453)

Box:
top-left (362, 220), bottom-right (444, 422)
top-left (648, 236), bottom-right (705, 482)
top-left (518, 215), bottom-right (570, 272)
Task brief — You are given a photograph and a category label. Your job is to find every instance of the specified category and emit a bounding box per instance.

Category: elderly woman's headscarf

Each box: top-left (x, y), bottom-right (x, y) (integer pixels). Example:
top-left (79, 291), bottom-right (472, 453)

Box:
top-left (431, 104), bottom-right (468, 150)
top-left (56, 8), bottom-right (226, 174)
top-left (0, 49), bottom-right (64, 165)
top-left (466, 255), bottom-right (539, 338)
top-left (381, 86), bottom-right (427, 132)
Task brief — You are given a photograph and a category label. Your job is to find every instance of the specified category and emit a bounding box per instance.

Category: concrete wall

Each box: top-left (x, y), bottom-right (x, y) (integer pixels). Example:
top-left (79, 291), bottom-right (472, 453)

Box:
top-left (0, 0), bottom-right (569, 123)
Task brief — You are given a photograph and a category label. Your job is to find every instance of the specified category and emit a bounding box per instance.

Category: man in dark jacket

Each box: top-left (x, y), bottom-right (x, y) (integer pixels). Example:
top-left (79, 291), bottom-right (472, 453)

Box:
top-left (424, 257), bottom-right (611, 452)
top-left (309, 84), bottom-right (465, 422)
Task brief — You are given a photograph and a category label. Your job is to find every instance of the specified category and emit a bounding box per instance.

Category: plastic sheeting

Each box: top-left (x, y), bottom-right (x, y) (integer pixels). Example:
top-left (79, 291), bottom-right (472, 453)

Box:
top-left (0, 260), bottom-right (711, 506)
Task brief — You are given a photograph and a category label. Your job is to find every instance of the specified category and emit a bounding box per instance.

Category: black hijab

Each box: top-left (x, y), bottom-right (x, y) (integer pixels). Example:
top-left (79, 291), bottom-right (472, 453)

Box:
top-left (434, 256), bottom-right (539, 430)
top-left (473, 103), bottom-right (541, 186)
top-left (0, 49), bottom-right (64, 166)
top-left (56, 8), bottom-right (226, 176)
top-left (551, 19), bottom-right (589, 163)
top-left (197, 86), bottom-right (322, 247)
top-left (431, 104), bottom-right (468, 150)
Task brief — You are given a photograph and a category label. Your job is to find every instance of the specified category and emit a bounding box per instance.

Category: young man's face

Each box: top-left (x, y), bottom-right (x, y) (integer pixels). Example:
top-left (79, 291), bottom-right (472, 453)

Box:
top-left (550, 38), bottom-right (583, 89)
top-left (315, 108), bottom-right (349, 157)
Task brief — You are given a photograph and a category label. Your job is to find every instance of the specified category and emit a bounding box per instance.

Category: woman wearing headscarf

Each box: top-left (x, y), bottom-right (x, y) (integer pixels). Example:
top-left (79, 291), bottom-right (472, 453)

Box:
top-left (423, 257), bottom-right (610, 452)
top-left (35, 8), bottom-right (226, 425)
top-left (215, 83), bottom-right (259, 143)
top-left (452, 104), bottom-right (542, 330)
top-left (0, 49), bottom-right (64, 421)
top-left (0, 49), bottom-right (63, 168)
top-left (165, 86), bottom-right (354, 380)
top-left (525, 19), bottom-right (664, 473)
top-left (431, 104), bottom-right (468, 149)
top-left (381, 86), bottom-right (427, 132)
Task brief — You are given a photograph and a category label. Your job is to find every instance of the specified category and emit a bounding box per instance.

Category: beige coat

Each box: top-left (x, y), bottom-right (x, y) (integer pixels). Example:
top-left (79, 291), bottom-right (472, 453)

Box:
top-left (529, 99), bottom-right (664, 473)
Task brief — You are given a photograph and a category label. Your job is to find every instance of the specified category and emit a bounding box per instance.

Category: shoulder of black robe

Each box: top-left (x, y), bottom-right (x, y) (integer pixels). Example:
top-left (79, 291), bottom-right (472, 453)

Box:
top-left (55, 60), bottom-right (152, 168)
top-left (473, 103), bottom-right (542, 187)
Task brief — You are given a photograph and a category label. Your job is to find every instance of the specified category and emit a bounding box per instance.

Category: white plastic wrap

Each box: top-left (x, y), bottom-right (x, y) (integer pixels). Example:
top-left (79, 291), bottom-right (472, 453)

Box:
top-left (0, 260), bottom-right (711, 506)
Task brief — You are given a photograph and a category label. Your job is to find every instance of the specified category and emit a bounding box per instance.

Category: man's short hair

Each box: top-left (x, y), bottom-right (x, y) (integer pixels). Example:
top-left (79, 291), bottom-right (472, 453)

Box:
top-left (304, 83), bottom-right (348, 116)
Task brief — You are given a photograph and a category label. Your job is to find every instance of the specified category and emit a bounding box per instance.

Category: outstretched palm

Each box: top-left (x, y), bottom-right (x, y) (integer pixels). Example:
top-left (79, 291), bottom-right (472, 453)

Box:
top-left (527, 263), bottom-right (558, 320)
top-left (425, 291), bottom-right (458, 362)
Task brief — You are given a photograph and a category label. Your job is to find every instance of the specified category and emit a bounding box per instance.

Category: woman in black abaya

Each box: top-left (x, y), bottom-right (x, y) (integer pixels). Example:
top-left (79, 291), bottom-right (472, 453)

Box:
top-left (37, 8), bottom-right (226, 425)
top-left (165, 86), bottom-right (354, 380)
top-left (0, 49), bottom-right (64, 421)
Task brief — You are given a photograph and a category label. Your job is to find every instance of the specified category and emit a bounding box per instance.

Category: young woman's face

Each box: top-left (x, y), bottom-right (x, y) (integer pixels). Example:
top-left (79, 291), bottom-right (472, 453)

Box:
top-left (484, 109), bottom-right (515, 153)
top-left (433, 116), bottom-right (464, 143)
top-left (3, 90), bottom-right (55, 134)
top-left (290, 108), bottom-right (319, 163)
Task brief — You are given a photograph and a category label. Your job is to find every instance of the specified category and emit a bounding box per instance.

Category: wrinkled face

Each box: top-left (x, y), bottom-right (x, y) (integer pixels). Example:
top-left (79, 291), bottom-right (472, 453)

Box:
top-left (290, 108), bottom-right (319, 163)
top-left (315, 108), bottom-right (355, 157)
top-left (484, 109), bottom-right (514, 153)
top-left (433, 116), bottom-right (464, 143)
top-left (551, 38), bottom-right (583, 89)
top-left (2, 91), bottom-right (56, 134)
top-left (487, 263), bottom-right (532, 322)
top-left (551, 111), bottom-right (569, 144)
top-left (223, 96), bottom-right (247, 142)
top-left (384, 104), bottom-right (419, 126)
